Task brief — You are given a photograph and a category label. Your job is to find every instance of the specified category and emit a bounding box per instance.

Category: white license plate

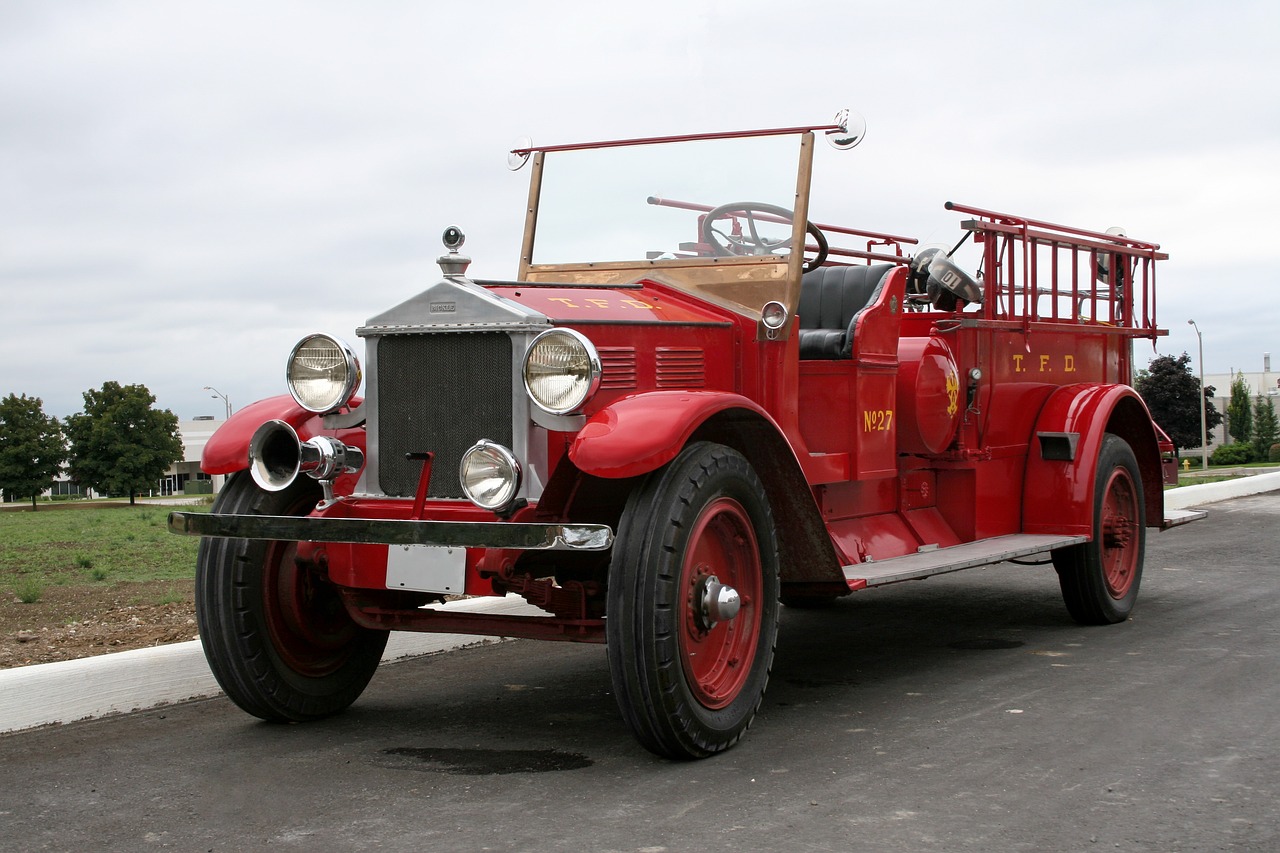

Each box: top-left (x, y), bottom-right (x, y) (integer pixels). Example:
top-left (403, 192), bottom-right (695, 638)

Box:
top-left (385, 545), bottom-right (466, 594)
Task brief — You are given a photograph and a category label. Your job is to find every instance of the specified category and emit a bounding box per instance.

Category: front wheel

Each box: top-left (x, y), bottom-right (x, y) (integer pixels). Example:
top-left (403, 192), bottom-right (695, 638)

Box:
top-left (196, 471), bottom-right (388, 721)
top-left (607, 442), bottom-right (780, 759)
top-left (1052, 434), bottom-right (1146, 625)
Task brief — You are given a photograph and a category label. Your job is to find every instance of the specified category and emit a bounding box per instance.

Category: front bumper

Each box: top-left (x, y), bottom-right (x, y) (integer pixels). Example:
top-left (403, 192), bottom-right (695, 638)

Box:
top-left (167, 512), bottom-right (614, 551)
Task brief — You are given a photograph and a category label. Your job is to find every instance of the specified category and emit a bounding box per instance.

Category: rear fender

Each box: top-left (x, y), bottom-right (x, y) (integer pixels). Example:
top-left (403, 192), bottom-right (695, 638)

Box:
top-left (569, 391), bottom-right (779, 479)
top-left (201, 395), bottom-right (366, 475)
top-left (1023, 384), bottom-right (1163, 535)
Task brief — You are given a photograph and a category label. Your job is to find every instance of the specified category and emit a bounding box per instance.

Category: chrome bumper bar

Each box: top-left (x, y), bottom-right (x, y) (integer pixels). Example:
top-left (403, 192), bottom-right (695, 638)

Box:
top-left (167, 512), bottom-right (614, 552)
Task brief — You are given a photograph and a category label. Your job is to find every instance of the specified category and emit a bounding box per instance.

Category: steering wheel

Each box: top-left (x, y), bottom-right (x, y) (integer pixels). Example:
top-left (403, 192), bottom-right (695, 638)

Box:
top-left (700, 202), bottom-right (829, 273)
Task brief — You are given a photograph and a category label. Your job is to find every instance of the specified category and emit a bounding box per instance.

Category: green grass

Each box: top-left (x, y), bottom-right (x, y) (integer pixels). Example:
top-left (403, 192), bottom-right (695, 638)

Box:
top-left (1179, 459), bottom-right (1280, 472)
top-left (1164, 460), bottom-right (1280, 489)
top-left (155, 586), bottom-right (185, 606)
top-left (1166, 474), bottom-right (1245, 489)
top-left (1, 505), bottom-right (208, 594)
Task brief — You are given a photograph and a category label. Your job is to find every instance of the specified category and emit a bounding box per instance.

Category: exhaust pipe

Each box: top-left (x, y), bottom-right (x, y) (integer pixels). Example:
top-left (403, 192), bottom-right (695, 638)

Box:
top-left (248, 419), bottom-right (365, 492)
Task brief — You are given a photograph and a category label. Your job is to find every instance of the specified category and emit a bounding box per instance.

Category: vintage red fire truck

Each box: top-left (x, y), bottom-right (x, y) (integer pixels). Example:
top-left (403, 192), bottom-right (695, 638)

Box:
top-left (170, 113), bottom-right (1203, 759)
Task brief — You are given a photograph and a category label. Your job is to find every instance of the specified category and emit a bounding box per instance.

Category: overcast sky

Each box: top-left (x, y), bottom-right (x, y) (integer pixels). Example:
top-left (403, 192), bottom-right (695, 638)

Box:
top-left (3, 0), bottom-right (1277, 420)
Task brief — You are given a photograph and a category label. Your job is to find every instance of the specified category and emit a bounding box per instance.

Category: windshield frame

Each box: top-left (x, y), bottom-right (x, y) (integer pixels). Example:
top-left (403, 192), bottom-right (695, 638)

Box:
top-left (514, 126), bottom-right (827, 333)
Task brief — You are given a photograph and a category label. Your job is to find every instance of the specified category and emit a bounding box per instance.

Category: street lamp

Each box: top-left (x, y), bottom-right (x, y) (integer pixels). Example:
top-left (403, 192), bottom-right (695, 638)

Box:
top-left (203, 385), bottom-right (232, 420)
top-left (1187, 320), bottom-right (1208, 470)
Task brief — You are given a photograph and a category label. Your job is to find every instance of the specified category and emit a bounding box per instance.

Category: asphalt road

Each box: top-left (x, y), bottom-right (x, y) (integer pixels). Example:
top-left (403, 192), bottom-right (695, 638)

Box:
top-left (1, 494), bottom-right (1276, 853)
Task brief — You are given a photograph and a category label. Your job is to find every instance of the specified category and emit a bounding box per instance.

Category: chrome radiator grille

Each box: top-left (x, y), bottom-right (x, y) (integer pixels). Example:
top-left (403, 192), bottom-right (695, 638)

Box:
top-left (376, 332), bottom-right (513, 498)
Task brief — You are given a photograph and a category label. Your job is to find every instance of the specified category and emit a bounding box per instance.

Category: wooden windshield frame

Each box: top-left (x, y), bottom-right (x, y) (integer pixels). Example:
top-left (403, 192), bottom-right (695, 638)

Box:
top-left (517, 131), bottom-right (817, 338)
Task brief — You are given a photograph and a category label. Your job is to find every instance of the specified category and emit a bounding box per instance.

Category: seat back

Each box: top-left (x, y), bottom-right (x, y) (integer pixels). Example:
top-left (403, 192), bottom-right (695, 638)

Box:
top-left (797, 264), bottom-right (895, 359)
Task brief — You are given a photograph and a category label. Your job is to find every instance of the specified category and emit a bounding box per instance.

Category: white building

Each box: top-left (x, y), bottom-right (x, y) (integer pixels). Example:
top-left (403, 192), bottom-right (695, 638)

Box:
top-left (1204, 359), bottom-right (1280, 448)
top-left (162, 416), bottom-right (227, 495)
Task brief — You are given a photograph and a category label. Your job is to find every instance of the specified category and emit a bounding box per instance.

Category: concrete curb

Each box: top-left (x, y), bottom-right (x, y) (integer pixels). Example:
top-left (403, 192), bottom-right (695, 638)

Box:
top-left (3, 476), bottom-right (1276, 735)
top-left (0, 595), bottom-right (538, 734)
top-left (1163, 471), bottom-right (1280, 509)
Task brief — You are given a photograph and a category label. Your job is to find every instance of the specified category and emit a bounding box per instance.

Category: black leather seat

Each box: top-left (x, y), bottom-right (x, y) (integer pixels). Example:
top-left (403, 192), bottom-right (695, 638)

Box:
top-left (797, 264), bottom-right (894, 359)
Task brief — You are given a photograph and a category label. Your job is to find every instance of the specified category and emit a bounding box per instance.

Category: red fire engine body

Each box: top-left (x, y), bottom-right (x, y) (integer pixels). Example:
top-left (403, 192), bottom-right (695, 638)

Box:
top-left (171, 115), bottom-right (1202, 759)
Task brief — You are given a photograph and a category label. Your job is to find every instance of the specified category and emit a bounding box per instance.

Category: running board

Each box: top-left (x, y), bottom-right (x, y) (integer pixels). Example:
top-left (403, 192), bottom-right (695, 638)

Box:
top-left (843, 533), bottom-right (1088, 590)
top-left (1161, 508), bottom-right (1207, 530)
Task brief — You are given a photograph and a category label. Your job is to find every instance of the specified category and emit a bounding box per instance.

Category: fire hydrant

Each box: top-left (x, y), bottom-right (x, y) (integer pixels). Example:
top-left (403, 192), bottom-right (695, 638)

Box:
top-left (1182, 458), bottom-right (1191, 471)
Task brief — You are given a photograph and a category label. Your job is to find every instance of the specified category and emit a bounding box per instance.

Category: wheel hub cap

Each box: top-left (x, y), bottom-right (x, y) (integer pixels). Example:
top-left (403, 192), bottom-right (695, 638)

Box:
top-left (699, 575), bottom-right (741, 626)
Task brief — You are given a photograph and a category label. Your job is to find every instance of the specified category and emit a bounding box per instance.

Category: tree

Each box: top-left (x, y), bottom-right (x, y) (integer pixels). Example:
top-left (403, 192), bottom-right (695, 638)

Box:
top-left (0, 393), bottom-right (68, 509)
top-left (1226, 373), bottom-right (1252, 445)
top-left (1252, 395), bottom-right (1279, 462)
top-left (64, 382), bottom-right (184, 505)
top-left (1134, 353), bottom-right (1222, 453)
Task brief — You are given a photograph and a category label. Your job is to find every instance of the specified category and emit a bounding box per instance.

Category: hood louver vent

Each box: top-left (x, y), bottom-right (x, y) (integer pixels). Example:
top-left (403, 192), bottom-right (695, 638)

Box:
top-left (657, 348), bottom-right (705, 388)
top-left (599, 347), bottom-right (638, 390)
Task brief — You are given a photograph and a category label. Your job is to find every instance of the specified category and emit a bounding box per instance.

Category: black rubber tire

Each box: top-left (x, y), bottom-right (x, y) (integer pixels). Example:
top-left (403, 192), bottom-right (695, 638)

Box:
top-left (196, 471), bottom-right (388, 721)
top-left (1052, 434), bottom-right (1146, 625)
top-left (606, 442), bottom-right (780, 760)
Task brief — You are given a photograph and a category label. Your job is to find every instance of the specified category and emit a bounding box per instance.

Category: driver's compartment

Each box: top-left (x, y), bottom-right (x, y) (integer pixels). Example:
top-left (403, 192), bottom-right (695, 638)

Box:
top-left (796, 263), bottom-right (896, 360)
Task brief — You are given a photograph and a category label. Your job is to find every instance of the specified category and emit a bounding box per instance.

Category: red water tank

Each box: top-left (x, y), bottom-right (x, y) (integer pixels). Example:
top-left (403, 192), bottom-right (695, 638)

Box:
top-left (896, 335), bottom-right (962, 455)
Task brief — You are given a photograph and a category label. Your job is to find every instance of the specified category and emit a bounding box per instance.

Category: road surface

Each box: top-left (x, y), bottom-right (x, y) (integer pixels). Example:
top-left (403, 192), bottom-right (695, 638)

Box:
top-left (1, 493), bottom-right (1276, 852)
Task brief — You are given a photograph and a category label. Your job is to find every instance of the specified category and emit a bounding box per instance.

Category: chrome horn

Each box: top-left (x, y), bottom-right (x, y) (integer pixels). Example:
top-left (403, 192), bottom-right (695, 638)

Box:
top-left (248, 419), bottom-right (364, 493)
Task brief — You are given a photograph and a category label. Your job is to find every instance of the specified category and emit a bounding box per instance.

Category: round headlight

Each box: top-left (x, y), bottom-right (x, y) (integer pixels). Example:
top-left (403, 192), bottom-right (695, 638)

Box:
top-left (287, 334), bottom-right (361, 413)
top-left (459, 440), bottom-right (522, 511)
top-left (523, 328), bottom-right (601, 415)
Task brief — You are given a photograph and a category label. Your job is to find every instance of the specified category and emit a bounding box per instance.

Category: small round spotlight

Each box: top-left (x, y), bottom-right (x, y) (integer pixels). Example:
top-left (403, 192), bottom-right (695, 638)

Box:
top-left (459, 440), bottom-right (522, 512)
top-left (761, 301), bottom-right (789, 330)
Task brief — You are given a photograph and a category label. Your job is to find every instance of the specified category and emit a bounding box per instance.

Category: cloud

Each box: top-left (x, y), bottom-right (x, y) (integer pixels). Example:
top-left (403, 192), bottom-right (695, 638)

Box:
top-left (1, 0), bottom-right (1278, 419)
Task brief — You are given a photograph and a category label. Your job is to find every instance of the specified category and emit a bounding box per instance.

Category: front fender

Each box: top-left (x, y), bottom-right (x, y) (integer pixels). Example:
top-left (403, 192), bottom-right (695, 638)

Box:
top-left (201, 395), bottom-right (365, 475)
top-left (569, 391), bottom-right (777, 479)
top-left (1023, 384), bottom-right (1161, 535)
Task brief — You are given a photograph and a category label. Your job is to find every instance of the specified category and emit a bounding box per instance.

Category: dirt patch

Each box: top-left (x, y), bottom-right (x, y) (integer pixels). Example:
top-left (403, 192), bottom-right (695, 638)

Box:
top-left (0, 581), bottom-right (197, 669)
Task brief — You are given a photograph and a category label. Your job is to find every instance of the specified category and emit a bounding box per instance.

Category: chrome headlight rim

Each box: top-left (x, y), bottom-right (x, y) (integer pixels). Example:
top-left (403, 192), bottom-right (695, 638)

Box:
top-left (286, 333), bottom-right (362, 414)
top-left (522, 327), bottom-right (602, 416)
top-left (459, 439), bottom-right (523, 512)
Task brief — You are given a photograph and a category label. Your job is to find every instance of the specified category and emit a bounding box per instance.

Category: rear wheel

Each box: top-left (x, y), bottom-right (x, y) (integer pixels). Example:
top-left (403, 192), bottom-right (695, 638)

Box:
top-left (607, 442), bottom-right (780, 759)
top-left (1052, 434), bottom-right (1146, 625)
top-left (196, 471), bottom-right (388, 721)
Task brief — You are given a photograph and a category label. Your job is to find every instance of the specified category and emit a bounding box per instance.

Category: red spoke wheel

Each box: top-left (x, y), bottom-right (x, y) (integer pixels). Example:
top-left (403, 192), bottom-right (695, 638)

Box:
top-left (607, 442), bottom-right (780, 760)
top-left (1098, 466), bottom-right (1141, 599)
top-left (262, 538), bottom-right (364, 678)
top-left (678, 497), bottom-right (763, 709)
top-left (1052, 434), bottom-right (1146, 625)
top-left (196, 472), bottom-right (388, 722)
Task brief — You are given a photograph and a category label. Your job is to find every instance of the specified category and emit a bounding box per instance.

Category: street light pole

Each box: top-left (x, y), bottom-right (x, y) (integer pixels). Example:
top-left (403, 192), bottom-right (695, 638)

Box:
top-left (203, 385), bottom-right (232, 420)
top-left (1187, 320), bottom-right (1208, 470)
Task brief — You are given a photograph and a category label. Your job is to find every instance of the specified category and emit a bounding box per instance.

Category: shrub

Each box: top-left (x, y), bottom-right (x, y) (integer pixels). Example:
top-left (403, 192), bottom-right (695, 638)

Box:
top-left (15, 577), bottom-right (44, 604)
top-left (1210, 443), bottom-right (1253, 466)
top-left (1270, 443), bottom-right (1280, 463)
